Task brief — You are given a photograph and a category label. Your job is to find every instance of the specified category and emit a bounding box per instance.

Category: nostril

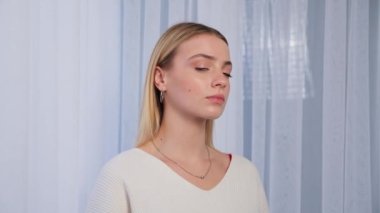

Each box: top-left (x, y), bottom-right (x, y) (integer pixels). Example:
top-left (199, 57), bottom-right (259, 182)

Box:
top-left (211, 73), bottom-right (229, 88)
top-left (213, 80), bottom-right (226, 88)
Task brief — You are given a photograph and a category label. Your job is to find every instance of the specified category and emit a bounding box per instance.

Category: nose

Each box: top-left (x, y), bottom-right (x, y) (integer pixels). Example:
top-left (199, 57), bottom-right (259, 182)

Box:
top-left (211, 72), bottom-right (228, 88)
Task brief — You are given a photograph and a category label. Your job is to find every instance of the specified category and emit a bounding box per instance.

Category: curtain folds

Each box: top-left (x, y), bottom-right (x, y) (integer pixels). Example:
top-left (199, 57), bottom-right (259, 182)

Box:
top-left (1, 0), bottom-right (123, 212)
top-left (322, 0), bottom-right (375, 212)
top-left (0, 0), bottom-right (378, 213)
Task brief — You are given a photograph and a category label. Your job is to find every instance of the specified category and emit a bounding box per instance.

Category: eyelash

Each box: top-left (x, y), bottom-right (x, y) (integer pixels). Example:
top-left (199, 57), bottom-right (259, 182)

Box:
top-left (223, 72), bottom-right (232, 78)
top-left (195, 67), bottom-right (232, 78)
top-left (195, 67), bottom-right (209, 71)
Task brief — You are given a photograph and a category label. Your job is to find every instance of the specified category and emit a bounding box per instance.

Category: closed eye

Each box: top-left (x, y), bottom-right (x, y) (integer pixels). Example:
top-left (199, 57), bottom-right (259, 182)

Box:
top-left (195, 67), bottom-right (209, 71)
top-left (223, 72), bottom-right (232, 78)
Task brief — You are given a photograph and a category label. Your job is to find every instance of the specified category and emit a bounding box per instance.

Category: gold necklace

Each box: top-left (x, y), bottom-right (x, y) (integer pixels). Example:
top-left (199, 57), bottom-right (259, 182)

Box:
top-left (151, 139), bottom-right (212, 180)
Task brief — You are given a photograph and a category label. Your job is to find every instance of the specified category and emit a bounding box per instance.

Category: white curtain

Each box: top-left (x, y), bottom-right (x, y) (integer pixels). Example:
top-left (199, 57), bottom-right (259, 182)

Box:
top-left (0, 0), bottom-right (378, 213)
top-left (244, 0), bottom-right (379, 212)
top-left (0, 0), bottom-right (123, 212)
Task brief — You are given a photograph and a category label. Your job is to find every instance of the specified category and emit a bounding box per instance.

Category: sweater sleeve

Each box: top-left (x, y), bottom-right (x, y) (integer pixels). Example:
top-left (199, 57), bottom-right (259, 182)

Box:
top-left (86, 162), bottom-right (130, 213)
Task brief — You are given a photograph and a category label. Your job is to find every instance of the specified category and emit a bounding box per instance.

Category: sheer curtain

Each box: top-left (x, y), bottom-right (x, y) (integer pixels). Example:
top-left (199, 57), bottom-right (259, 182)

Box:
top-left (0, 0), bottom-right (123, 212)
top-left (0, 0), bottom-right (378, 213)
top-left (243, 0), bottom-right (379, 212)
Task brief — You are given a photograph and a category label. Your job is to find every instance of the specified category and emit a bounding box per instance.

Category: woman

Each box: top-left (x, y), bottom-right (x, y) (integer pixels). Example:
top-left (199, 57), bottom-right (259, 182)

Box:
top-left (86, 22), bottom-right (269, 213)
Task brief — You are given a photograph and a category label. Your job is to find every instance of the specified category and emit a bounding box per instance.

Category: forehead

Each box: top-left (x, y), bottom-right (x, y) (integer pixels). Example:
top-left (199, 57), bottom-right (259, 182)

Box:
top-left (175, 34), bottom-right (230, 60)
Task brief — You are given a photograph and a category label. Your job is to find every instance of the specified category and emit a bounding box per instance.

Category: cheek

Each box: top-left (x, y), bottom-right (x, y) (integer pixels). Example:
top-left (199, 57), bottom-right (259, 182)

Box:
top-left (167, 69), bottom-right (206, 99)
top-left (179, 84), bottom-right (199, 98)
top-left (174, 77), bottom-right (203, 94)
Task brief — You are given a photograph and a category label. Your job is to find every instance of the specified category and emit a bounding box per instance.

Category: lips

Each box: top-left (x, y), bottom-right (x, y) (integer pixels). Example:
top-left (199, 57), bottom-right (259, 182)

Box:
top-left (206, 95), bottom-right (225, 104)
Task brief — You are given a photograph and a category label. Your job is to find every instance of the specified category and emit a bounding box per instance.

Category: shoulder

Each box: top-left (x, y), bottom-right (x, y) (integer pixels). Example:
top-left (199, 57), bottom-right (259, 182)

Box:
top-left (230, 154), bottom-right (262, 179)
top-left (228, 155), bottom-right (266, 196)
top-left (228, 155), bottom-right (269, 212)
top-left (231, 155), bottom-right (257, 169)
top-left (86, 149), bottom-right (143, 213)
top-left (104, 148), bottom-right (142, 166)
top-left (97, 148), bottom-right (145, 178)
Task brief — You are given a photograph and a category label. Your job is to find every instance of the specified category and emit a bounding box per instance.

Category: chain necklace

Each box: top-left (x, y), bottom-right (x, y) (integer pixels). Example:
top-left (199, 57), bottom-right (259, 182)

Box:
top-left (151, 139), bottom-right (212, 180)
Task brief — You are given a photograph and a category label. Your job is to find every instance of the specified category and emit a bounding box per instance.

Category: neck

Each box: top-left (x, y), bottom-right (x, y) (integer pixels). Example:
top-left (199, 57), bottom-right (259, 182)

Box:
top-left (155, 114), bottom-right (209, 161)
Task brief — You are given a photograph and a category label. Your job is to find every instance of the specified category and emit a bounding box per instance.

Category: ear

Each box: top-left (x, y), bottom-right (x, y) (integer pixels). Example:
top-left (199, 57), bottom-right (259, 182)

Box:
top-left (154, 66), bottom-right (166, 91)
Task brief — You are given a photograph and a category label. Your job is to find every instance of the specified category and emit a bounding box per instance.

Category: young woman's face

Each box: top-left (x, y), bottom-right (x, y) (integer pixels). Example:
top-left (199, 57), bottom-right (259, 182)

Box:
top-left (161, 34), bottom-right (232, 120)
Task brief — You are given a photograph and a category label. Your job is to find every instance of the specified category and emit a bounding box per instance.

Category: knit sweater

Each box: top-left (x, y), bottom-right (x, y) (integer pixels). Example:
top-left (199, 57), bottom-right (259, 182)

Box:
top-left (86, 148), bottom-right (269, 213)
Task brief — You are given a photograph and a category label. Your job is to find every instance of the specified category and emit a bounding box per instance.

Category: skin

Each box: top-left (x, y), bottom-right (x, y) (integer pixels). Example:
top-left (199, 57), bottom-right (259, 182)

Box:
top-left (139, 34), bottom-right (233, 190)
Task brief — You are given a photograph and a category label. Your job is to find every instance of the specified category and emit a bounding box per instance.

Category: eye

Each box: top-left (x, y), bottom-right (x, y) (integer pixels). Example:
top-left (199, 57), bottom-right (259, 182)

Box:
top-left (195, 67), bottom-right (209, 71)
top-left (223, 72), bottom-right (232, 78)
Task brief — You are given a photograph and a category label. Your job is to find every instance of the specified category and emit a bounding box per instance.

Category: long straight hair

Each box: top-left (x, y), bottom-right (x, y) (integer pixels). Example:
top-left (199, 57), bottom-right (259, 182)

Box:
top-left (136, 22), bottom-right (228, 147)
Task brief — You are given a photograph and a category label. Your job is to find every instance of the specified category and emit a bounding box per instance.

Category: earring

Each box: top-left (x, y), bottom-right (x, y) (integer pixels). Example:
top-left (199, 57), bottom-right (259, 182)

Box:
top-left (160, 91), bottom-right (164, 103)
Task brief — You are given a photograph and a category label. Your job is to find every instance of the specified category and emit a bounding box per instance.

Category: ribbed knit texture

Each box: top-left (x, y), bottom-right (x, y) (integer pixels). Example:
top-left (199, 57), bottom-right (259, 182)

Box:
top-left (86, 148), bottom-right (269, 213)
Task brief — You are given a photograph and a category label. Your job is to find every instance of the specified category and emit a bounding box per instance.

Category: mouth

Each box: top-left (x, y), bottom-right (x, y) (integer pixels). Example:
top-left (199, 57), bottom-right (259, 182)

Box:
top-left (206, 95), bottom-right (225, 104)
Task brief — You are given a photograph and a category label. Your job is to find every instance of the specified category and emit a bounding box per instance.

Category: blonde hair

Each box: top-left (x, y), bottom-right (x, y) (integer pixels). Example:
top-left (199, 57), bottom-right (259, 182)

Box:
top-left (136, 22), bottom-right (228, 147)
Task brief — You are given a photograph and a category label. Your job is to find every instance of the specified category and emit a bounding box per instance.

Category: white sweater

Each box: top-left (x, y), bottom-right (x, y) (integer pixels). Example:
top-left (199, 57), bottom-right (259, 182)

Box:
top-left (86, 148), bottom-right (269, 213)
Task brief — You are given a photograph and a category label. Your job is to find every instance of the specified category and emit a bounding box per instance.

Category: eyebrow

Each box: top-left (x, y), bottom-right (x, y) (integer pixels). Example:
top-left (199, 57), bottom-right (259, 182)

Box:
top-left (188, 53), bottom-right (233, 68)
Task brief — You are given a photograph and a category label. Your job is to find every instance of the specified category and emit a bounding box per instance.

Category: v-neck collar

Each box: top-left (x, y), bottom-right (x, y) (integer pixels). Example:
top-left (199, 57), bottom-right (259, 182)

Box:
top-left (133, 148), bottom-right (234, 192)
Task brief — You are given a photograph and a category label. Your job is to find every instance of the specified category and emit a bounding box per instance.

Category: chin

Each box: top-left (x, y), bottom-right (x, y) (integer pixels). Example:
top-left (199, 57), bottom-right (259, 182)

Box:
top-left (204, 114), bottom-right (223, 120)
top-left (201, 109), bottom-right (224, 120)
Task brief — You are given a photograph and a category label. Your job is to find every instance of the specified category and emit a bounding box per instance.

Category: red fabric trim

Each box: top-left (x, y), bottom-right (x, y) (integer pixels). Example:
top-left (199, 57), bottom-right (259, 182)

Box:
top-left (225, 154), bottom-right (232, 172)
